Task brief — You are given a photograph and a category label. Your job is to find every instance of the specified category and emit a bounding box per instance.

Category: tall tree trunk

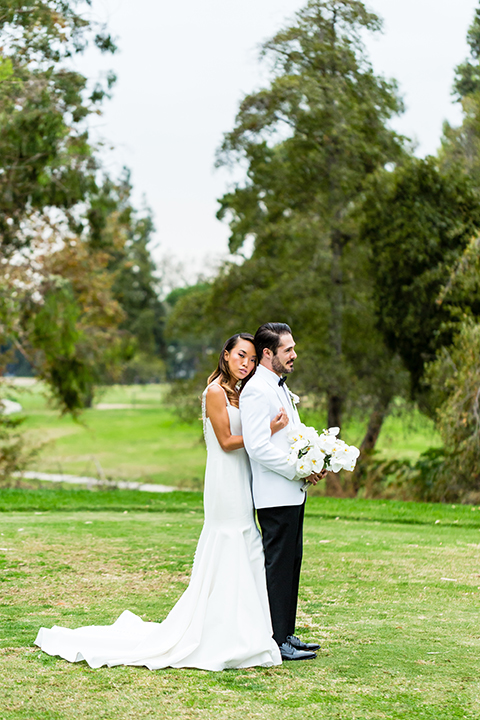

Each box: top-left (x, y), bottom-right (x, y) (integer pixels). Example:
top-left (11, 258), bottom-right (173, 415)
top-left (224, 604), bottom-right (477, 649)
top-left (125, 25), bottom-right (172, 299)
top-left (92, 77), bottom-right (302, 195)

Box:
top-left (328, 393), bottom-right (343, 429)
top-left (351, 395), bottom-right (392, 495)
top-left (328, 227), bottom-right (344, 430)
top-left (359, 405), bottom-right (389, 453)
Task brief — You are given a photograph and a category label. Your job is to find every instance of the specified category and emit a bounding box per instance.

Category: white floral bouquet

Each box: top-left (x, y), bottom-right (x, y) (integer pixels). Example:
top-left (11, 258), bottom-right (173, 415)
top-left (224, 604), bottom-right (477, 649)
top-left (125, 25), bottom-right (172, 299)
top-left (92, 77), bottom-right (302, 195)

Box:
top-left (287, 423), bottom-right (360, 491)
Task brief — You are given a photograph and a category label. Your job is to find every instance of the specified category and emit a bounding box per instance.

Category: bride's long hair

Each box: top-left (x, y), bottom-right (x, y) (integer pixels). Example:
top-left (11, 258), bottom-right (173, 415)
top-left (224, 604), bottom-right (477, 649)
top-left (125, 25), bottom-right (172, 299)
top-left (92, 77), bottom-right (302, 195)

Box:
top-left (207, 333), bottom-right (257, 406)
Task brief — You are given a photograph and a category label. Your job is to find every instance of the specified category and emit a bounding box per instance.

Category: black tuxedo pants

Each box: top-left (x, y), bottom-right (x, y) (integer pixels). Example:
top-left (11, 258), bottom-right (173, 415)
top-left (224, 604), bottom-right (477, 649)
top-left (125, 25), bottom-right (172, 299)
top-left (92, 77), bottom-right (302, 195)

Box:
top-left (256, 500), bottom-right (305, 646)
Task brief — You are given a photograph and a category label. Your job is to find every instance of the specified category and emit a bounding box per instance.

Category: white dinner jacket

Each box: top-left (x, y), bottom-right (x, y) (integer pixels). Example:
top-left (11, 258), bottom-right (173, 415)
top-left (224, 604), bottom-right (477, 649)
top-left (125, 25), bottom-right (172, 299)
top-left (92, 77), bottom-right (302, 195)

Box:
top-left (240, 364), bottom-right (304, 509)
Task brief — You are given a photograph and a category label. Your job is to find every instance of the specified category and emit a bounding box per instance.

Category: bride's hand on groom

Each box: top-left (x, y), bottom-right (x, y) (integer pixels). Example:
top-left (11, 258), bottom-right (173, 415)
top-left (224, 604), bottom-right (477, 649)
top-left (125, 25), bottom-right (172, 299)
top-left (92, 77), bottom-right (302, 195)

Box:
top-left (270, 408), bottom-right (289, 435)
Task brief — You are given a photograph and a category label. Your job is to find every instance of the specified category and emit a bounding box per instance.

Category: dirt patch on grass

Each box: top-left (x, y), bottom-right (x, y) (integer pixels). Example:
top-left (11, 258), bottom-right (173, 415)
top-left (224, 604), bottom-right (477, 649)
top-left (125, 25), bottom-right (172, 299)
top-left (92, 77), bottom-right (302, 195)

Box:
top-left (2, 535), bottom-right (192, 620)
top-left (25, 426), bottom-right (81, 443)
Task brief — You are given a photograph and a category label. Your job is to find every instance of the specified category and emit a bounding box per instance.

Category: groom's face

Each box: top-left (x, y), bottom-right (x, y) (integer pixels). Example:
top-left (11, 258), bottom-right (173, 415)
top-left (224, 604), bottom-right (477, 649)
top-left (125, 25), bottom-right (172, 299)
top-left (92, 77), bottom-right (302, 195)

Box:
top-left (271, 333), bottom-right (297, 375)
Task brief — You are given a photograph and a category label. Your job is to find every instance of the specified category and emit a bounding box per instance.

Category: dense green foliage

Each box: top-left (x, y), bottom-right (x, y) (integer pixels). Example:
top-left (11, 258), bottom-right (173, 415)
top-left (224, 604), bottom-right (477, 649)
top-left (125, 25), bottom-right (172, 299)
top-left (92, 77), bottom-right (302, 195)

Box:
top-left (5, 0), bottom-right (480, 499)
top-left (0, 0), bottom-right (115, 254)
top-left (0, 0), bottom-right (120, 410)
top-left (360, 158), bottom-right (480, 395)
top-left (168, 0), bottom-right (408, 455)
top-left (0, 1), bottom-right (166, 480)
top-left (166, 0), bottom-right (480, 500)
top-left (88, 174), bottom-right (166, 384)
top-left (424, 318), bottom-right (480, 501)
top-left (165, 283), bottom-right (213, 381)
top-left (410, 5), bottom-right (480, 497)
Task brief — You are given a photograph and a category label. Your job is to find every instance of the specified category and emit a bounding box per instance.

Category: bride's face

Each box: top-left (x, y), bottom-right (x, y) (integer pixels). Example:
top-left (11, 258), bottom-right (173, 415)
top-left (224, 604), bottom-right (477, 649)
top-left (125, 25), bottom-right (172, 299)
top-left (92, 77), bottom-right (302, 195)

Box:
top-left (224, 339), bottom-right (257, 383)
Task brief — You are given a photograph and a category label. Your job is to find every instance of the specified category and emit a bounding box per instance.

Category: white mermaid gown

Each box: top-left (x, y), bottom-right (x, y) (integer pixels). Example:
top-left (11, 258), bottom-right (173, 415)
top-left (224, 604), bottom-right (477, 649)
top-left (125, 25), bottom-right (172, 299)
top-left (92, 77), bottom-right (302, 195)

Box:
top-left (35, 387), bottom-right (281, 670)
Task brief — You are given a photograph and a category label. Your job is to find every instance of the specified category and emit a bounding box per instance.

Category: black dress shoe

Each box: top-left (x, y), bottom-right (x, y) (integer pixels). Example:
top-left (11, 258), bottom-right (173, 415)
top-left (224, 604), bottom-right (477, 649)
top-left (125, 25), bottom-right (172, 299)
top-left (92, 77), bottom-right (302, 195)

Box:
top-left (287, 634), bottom-right (321, 651)
top-left (279, 641), bottom-right (317, 661)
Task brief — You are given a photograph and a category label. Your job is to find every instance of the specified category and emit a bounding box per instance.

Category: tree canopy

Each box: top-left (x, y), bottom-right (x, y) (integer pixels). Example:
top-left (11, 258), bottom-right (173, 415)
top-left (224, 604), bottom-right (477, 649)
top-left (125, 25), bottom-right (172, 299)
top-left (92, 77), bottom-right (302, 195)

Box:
top-left (0, 1), bottom-right (165, 415)
top-left (360, 157), bottom-right (480, 397)
top-left (170, 0), bottom-right (408, 449)
top-left (0, 0), bottom-right (117, 254)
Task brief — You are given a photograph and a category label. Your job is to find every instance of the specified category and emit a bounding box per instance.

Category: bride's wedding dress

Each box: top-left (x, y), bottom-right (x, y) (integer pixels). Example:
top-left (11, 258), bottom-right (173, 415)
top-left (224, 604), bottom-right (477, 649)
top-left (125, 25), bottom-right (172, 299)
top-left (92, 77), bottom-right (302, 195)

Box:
top-left (35, 386), bottom-right (281, 670)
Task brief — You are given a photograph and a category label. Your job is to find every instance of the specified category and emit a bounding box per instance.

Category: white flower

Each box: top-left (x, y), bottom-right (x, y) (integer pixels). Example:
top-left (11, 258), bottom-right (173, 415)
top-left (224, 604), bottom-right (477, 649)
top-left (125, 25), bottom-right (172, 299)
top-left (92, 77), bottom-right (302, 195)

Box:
top-left (288, 422), bottom-right (317, 444)
top-left (329, 442), bottom-right (360, 472)
top-left (296, 454), bottom-right (313, 477)
top-left (288, 437), bottom-right (309, 458)
top-left (288, 423), bottom-right (359, 478)
top-left (328, 458), bottom-right (344, 473)
top-left (342, 445), bottom-right (360, 471)
top-left (303, 425), bottom-right (320, 444)
top-left (326, 427), bottom-right (340, 436)
top-left (288, 390), bottom-right (300, 408)
top-left (287, 447), bottom-right (300, 466)
top-left (309, 445), bottom-right (326, 472)
top-left (318, 432), bottom-right (337, 455)
top-left (287, 423), bottom-right (308, 444)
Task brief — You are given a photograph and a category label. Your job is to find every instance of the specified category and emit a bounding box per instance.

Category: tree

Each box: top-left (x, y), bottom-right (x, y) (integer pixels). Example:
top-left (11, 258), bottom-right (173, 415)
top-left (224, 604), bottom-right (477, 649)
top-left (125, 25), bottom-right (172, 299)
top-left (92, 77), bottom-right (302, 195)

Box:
top-left (425, 315), bottom-right (480, 501)
top-left (0, 2), bottom-right (167, 416)
top-left (1, 217), bottom-right (129, 412)
top-left (165, 283), bottom-right (216, 380)
top-left (440, 4), bottom-right (480, 185)
top-left (0, 2), bottom-right (168, 483)
top-left (2, 170), bottom-right (168, 411)
top-left (0, 0), bottom-right (121, 403)
top-left (356, 2), bottom-right (480, 501)
top-left (360, 157), bottom-right (480, 399)
top-left (0, 0), bottom-right (116, 255)
top-left (163, 282), bottom-right (220, 422)
top-left (417, 233), bottom-right (480, 500)
top-left (87, 174), bottom-right (167, 383)
top-left (0, 0), bottom-right (167, 390)
top-left (203, 0), bottom-right (407, 439)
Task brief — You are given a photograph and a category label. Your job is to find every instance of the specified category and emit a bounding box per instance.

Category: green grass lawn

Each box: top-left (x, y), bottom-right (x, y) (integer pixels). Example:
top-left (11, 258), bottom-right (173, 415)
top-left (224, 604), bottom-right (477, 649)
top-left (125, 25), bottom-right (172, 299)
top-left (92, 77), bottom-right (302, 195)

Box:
top-left (6, 383), bottom-right (441, 490)
top-left (1, 491), bottom-right (480, 719)
top-left (12, 383), bottom-right (206, 489)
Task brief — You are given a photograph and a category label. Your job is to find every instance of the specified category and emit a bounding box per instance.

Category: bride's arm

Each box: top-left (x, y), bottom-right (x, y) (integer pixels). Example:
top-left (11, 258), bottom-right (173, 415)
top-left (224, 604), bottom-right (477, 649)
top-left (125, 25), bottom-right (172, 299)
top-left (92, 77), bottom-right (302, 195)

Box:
top-left (205, 385), bottom-right (244, 452)
top-left (206, 387), bottom-right (289, 452)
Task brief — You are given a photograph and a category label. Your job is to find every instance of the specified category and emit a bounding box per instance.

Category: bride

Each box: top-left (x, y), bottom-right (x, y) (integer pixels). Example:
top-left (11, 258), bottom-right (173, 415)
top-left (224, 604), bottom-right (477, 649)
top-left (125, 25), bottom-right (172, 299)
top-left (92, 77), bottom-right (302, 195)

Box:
top-left (35, 333), bottom-right (288, 670)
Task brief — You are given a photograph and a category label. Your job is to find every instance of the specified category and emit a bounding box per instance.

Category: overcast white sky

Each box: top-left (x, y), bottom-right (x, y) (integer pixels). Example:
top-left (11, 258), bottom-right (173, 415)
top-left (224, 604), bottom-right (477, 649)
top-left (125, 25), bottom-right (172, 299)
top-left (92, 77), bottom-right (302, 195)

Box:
top-left (82, 0), bottom-right (479, 280)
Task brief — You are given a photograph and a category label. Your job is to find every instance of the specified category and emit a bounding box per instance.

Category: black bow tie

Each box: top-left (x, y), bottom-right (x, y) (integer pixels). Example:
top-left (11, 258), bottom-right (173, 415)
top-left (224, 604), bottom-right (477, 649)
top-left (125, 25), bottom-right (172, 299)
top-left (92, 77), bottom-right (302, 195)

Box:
top-left (278, 376), bottom-right (287, 387)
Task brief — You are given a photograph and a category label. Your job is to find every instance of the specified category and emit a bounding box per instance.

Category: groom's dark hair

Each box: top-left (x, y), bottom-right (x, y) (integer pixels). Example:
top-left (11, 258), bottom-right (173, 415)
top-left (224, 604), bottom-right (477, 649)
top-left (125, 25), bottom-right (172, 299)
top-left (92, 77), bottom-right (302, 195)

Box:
top-left (254, 322), bottom-right (292, 359)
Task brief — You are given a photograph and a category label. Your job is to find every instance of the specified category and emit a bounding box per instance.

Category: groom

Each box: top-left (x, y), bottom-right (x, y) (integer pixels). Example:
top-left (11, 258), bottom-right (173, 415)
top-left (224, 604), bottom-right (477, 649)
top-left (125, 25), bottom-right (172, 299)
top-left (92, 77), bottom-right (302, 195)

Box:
top-left (240, 322), bottom-right (323, 661)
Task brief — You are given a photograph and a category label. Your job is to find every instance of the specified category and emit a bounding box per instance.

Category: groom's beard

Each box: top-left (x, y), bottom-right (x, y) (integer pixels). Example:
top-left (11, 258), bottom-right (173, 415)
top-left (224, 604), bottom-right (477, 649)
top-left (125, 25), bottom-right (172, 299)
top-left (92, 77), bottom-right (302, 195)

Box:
top-left (272, 354), bottom-right (294, 375)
